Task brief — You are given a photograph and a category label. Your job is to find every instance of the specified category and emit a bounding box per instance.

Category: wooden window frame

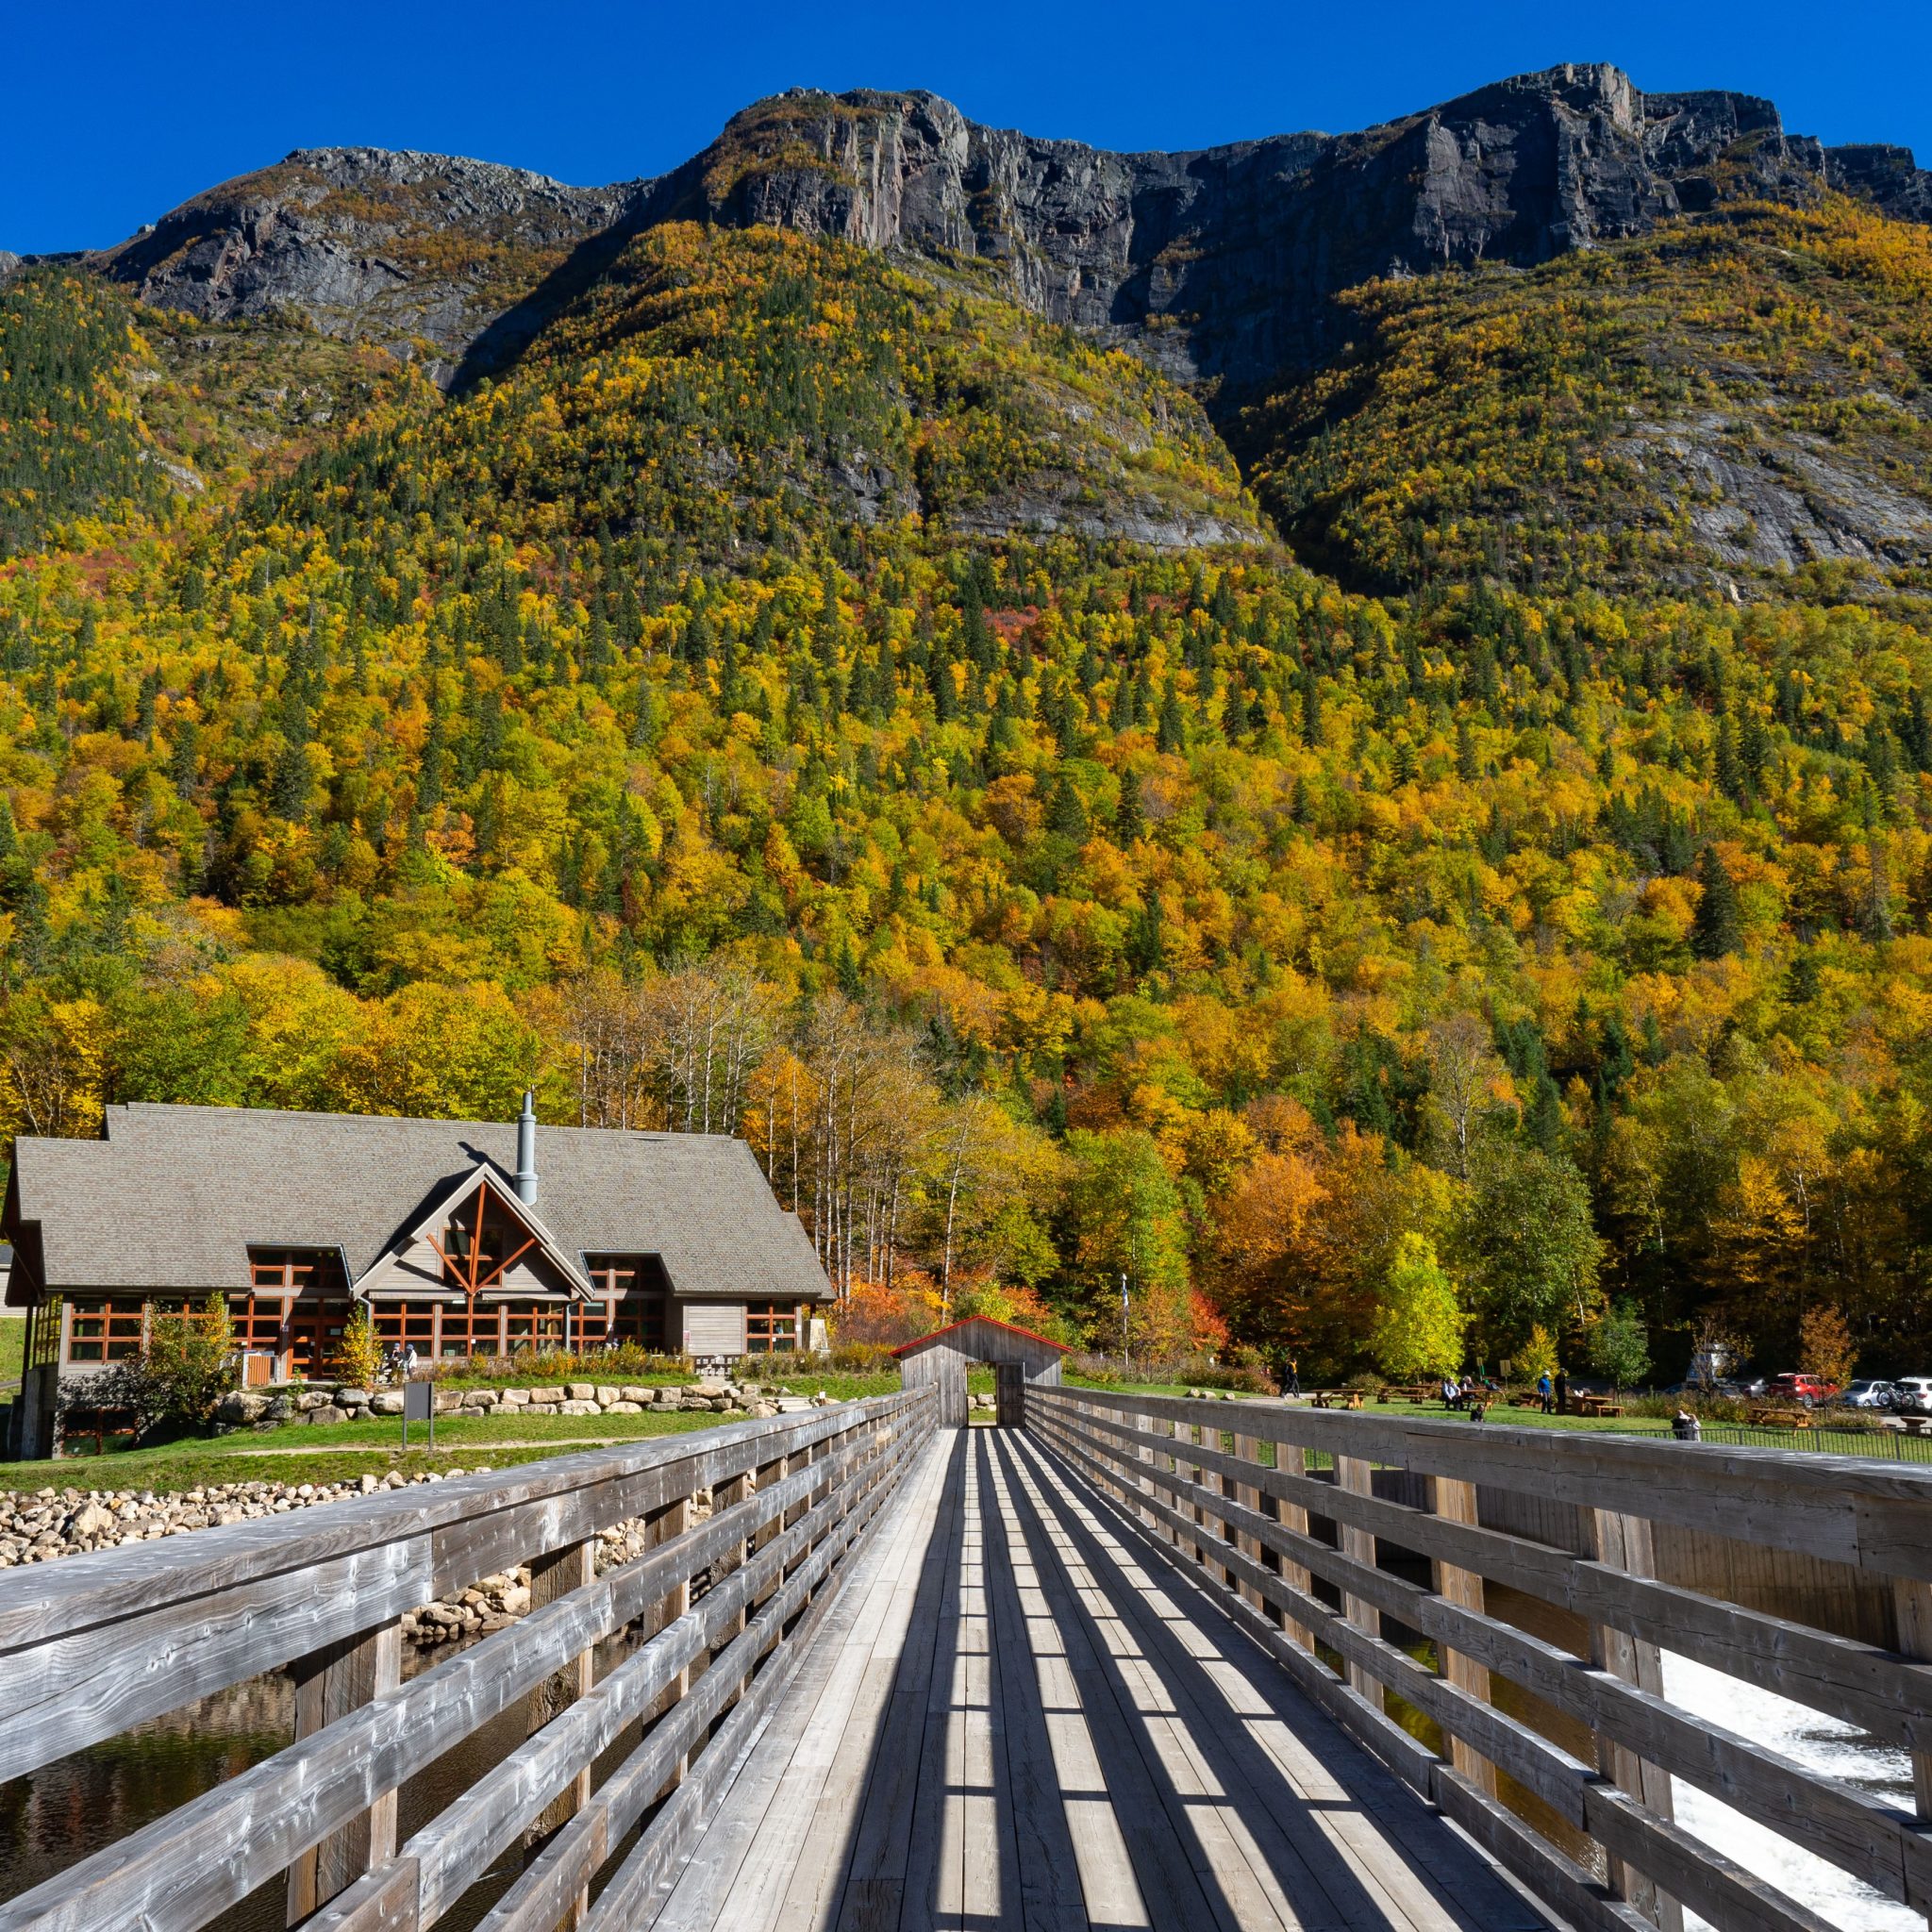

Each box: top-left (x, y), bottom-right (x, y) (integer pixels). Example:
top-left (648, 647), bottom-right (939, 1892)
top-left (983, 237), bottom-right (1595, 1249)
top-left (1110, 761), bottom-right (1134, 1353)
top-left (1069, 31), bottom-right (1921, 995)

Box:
top-left (744, 1301), bottom-right (799, 1356)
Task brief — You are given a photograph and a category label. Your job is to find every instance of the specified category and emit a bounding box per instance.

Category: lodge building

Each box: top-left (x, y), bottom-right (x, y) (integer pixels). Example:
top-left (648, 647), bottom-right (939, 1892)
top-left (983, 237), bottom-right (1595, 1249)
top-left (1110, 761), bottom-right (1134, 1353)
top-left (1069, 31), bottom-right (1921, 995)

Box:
top-left (3, 1096), bottom-right (832, 1457)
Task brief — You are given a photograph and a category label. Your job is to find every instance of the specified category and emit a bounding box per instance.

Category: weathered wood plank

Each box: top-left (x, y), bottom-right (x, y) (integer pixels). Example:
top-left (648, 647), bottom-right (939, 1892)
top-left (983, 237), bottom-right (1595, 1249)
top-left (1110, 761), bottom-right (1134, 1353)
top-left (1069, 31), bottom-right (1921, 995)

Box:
top-left (1429, 1474), bottom-right (1496, 1799)
top-left (285, 1618), bottom-right (403, 1924)
top-left (1033, 1393), bottom-right (1932, 1751)
top-left (0, 1400), bottom-right (930, 1932)
top-left (1029, 1388), bottom-right (1932, 1581)
top-left (0, 1398), bottom-right (921, 1785)
top-left (1034, 1392), bottom-right (1932, 1922)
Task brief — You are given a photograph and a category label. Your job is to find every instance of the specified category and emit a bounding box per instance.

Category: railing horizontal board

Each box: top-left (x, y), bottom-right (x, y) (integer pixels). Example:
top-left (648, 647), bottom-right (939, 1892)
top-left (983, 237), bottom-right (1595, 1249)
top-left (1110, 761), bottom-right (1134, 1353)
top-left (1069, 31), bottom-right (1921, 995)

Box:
top-left (1031, 1387), bottom-right (1932, 1932)
top-left (1031, 1407), bottom-right (1843, 1932)
top-left (1032, 1389), bottom-right (1932, 1581)
top-left (0, 1401), bottom-right (891, 1787)
top-left (1038, 1393), bottom-right (1932, 1753)
top-left (0, 1394), bottom-right (931, 1932)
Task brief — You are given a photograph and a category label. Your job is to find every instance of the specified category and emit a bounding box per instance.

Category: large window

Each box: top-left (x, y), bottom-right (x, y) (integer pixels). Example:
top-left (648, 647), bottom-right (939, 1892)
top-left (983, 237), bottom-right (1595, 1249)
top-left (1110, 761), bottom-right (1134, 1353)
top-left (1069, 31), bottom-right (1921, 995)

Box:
top-left (67, 1299), bottom-right (147, 1363)
top-left (745, 1302), bottom-right (798, 1355)
top-left (436, 1303), bottom-right (503, 1358)
top-left (504, 1301), bottom-right (569, 1353)
top-left (371, 1301), bottom-right (437, 1355)
top-left (249, 1248), bottom-right (348, 1294)
top-left (585, 1256), bottom-right (667, 1352)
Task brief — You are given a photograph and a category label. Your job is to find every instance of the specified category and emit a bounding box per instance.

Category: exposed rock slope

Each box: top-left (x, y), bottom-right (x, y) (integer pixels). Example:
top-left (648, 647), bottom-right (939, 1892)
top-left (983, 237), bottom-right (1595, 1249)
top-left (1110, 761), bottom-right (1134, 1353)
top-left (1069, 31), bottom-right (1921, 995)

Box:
top-left (94, 147), bottom-right (639, 380)
top-left (88, 64), bottom-right (1932, 402)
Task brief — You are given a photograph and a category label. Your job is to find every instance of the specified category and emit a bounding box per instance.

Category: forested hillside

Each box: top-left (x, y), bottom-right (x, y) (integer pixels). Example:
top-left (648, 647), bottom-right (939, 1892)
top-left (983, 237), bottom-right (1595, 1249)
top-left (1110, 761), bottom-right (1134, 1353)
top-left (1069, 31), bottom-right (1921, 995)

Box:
top-left (7, 92), bottom-right (1932, 1387)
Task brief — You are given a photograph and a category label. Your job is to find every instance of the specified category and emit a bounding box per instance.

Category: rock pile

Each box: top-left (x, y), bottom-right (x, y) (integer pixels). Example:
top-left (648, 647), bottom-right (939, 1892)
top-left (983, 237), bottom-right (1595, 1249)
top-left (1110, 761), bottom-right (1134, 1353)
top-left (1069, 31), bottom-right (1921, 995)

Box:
top-left (1, 1469), bottom-right (442, 1564)
top-left (215, 1379), bottom-right (810, 1429)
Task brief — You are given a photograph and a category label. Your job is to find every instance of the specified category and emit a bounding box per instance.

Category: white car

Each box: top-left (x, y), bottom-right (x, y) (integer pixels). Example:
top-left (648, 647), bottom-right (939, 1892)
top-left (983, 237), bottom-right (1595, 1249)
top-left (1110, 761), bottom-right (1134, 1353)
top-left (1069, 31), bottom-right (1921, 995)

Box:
top-left (1892, 1377), bottom-right (1932, 1416)
top-left (1840, 1379), bottom-right (1898, 1410)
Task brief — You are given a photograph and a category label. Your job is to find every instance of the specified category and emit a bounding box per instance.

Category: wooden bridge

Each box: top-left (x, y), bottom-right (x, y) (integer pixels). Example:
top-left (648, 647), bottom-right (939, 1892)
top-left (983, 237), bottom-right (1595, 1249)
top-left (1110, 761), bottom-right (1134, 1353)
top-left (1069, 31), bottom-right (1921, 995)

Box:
top-left (1, 1385), bottom-right (1929, 1932)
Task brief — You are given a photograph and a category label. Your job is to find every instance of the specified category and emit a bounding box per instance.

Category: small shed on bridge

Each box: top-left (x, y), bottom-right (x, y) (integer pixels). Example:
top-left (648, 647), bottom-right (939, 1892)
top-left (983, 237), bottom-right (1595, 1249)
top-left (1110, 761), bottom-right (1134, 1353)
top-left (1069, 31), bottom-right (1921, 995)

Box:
top-left (892, 1315), bottom-right (1069, 1427)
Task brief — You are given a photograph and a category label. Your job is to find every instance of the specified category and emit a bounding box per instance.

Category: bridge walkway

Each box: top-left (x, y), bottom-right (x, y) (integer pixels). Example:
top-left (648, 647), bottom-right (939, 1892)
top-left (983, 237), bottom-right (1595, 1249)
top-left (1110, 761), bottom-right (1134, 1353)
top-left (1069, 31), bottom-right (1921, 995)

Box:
top-left (645, 1427), bottom-right (1556, 1932)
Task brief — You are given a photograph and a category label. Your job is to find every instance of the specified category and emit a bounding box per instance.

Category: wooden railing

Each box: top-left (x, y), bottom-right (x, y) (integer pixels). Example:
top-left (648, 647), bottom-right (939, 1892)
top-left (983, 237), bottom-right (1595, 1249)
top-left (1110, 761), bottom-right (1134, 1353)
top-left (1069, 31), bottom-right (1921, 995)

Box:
top-left (0, 1389), bottom-right (934, 1932)
top-left (1028, 1384), bottom-right (1932, 1932)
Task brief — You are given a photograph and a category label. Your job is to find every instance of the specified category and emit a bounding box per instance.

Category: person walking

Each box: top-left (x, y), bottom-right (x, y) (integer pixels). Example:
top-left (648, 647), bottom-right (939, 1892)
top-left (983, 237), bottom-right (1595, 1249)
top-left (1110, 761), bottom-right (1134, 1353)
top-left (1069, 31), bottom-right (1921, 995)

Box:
top-left (1554, 1369), bottom-right (1570, 1417)
top-left (1537, 1369), bottom-right (1553, 1414)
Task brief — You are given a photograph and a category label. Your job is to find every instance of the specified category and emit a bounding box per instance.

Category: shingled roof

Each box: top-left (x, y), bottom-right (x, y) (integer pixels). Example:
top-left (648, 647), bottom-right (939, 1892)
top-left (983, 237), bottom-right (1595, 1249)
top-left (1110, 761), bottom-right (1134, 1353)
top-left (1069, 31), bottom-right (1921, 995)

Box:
top-left (3, 1103), bottom-right (830, 1307)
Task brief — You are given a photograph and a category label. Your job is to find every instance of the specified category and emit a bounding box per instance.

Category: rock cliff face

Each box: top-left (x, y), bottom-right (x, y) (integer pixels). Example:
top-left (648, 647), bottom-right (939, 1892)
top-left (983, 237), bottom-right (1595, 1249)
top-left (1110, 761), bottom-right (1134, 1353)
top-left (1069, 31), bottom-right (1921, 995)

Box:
top-left (83, 63), bottom-right (1932, 398)
top-left (647, 64), bottom-right (1928, 399)
top-left (92, 147), bottom-right (638, 379)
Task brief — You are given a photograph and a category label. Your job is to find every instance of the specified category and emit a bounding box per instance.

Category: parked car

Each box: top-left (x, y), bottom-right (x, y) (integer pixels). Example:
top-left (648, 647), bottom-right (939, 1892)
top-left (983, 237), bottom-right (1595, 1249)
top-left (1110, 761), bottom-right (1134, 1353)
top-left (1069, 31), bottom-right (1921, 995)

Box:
top-left (1837, 1379), bottom-right (1898, 1410)
top-left (1892, 1376), bottom-right (1932, 1416)
top-left (1767, 1372), bottom-right (1839, 1406)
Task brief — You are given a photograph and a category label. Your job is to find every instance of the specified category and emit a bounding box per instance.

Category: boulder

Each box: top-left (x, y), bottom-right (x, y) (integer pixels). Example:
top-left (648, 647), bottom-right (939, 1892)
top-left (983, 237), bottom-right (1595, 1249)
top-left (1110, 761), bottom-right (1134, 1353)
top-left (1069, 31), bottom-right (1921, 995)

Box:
top-left (594, 1386), bottom-right (620, 1406)
top-left (308, 1405), bottom-right (347, 1426)
top-left (216, 1391), bottom-right (271, 1425)
top-left (371, 1391), bottom-right (406, 1416)
top-left (568, 1382), bottom-right (595, 1401)
top-left (619, 1386), bottom-right (648, 1405)
top-left (605, 1400), bottom-right (643, 1413)
top-left (500, 1388), bottom-right (530, 1405)
top-left (336, 1387), bottom-right (373, 1407)
top-left (558, 1399), bottom-right (602, 1416)
top-left (67, 1501), bottom-right (117, 1539)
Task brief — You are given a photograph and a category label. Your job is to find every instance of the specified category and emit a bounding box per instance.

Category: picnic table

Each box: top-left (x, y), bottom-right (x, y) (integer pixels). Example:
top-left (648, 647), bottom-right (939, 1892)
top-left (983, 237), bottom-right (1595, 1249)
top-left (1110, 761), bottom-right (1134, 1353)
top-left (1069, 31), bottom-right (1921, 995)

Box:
top-left (1572, 1394), bottom-right (1624, 1418)
top-left (1308, 1389), bottom-right (1364, 1410)
top-left (1747, 1406), bottom-right (1813, 1429)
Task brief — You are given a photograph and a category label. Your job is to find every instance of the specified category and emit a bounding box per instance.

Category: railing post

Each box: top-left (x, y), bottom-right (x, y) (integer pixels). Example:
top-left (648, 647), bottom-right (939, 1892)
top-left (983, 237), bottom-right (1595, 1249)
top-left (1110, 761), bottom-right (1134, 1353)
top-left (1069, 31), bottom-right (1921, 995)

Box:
top-left (284, 1619), bottom-right (402, 1924)
top-left (524, 1534), bottom-right (596, 1929)
top-left (1334, 1452), bottom-right (1384, 1712)
top-left (1271, 1437), bottom-right (1313, 1650)
top-left (750, 1450), bottom-right (789, 1612)
top-left (644, 1490), bottom-right (694, 1731)
top-left (1427, 1475), bottom-right (1496, 1796)
top-left (1892, 1577), bottom-right (1932, 1930)
top-left (1228, 1432), bottom-right (1268, 1611)
top-left (1581, 1506), bottom-right (1682, 1932)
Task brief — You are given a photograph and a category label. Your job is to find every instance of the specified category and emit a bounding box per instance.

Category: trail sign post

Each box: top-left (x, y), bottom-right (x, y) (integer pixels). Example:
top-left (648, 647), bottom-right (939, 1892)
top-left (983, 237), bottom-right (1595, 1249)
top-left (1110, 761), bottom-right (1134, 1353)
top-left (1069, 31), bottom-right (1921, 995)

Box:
top-left (402, 1378), bottom-right (434, 1453)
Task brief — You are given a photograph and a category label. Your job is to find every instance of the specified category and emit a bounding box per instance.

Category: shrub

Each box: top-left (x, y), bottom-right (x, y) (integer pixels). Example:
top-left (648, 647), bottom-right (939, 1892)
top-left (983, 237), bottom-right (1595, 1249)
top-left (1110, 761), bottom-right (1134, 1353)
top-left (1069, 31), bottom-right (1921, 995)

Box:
top-left (326, 1307), bottom-right (384, 1388)
top-left (142, 1295), bottom-right (238, 1433)
top-left (826, 1342), bottom-right (899, 1374)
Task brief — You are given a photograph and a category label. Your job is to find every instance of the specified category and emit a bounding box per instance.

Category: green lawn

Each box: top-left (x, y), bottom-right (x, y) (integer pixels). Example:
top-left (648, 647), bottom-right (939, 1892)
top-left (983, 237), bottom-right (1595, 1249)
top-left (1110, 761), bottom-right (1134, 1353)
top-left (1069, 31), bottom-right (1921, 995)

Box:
top-left (1059, 1379), bottom-right (1675, 1436)
top-left (0, 1407), bottom-right (728, 1493)
top-left (0, 1317), bottom-right (23, 1386)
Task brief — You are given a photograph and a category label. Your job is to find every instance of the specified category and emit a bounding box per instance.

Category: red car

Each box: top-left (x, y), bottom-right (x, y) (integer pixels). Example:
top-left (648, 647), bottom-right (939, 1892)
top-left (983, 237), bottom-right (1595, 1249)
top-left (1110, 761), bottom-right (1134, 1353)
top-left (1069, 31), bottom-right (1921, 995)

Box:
top-left (1769, 1373), bottom-right (1839, 1406)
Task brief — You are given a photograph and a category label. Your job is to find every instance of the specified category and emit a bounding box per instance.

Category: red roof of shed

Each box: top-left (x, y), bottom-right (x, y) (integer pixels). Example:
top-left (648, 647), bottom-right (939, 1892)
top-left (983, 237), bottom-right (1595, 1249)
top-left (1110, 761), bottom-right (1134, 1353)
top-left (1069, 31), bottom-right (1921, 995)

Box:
top-left (890, 1314), bottom-right (1072, 1358)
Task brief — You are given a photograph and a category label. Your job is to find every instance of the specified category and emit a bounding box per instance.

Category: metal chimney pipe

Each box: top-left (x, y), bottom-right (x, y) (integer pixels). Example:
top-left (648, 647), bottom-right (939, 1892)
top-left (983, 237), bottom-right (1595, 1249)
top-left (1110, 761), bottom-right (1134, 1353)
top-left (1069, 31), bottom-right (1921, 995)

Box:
top-left (514, 1091), bottom-right (539, 1206)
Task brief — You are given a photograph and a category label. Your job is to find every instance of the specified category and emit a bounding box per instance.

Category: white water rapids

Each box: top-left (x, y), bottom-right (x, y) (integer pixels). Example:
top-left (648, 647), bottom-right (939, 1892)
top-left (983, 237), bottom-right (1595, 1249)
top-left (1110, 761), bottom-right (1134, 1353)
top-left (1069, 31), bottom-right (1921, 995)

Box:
top-left (1659, 1653), bottom-right (1917, 1931)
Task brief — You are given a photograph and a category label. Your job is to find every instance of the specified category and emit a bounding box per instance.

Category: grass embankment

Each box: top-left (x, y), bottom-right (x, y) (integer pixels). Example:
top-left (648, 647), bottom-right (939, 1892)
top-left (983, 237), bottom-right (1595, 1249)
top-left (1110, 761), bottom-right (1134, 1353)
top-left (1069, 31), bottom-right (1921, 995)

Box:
top-left (1061, 1377), bottom-right (1676, 1436)
top-left (0, 1407), bottom-right (724, 1494)
top-left (0, 1367), bottom-right (972, 1492)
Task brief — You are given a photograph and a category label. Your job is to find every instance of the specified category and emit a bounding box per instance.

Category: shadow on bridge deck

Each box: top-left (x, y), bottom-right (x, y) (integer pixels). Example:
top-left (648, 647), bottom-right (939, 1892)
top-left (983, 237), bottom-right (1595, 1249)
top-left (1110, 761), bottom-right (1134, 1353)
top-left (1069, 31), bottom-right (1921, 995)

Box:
top-left (643, 1428), bottom-right (1557, 1932)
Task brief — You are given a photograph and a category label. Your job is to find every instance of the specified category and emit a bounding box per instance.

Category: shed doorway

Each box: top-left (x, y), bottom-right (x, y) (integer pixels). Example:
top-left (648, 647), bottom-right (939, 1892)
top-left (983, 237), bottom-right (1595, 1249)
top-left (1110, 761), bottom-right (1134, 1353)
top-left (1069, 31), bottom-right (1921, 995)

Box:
top-left (891, 1316), bottom-right (1071, 1428)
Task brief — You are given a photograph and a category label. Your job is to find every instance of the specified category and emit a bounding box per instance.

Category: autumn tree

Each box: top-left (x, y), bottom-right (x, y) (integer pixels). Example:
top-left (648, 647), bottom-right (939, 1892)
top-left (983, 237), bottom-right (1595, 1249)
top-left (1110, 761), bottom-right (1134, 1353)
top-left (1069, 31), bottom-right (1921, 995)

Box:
top-left (1369, 1233), bottom-right (1467, 1381)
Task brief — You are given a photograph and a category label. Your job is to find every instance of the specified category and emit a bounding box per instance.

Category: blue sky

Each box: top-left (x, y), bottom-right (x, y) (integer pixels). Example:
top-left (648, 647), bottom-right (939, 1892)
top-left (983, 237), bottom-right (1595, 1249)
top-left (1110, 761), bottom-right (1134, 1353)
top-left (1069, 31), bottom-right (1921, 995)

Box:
top-left (7, 0), bottom-right (1929, 254)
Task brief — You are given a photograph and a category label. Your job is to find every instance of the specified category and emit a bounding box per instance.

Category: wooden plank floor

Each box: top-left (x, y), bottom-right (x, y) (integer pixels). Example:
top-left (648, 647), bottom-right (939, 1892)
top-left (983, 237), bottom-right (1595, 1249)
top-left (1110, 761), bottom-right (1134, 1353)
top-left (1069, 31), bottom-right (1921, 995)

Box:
top-left (643, 1429), bottom-right (1557, 1932)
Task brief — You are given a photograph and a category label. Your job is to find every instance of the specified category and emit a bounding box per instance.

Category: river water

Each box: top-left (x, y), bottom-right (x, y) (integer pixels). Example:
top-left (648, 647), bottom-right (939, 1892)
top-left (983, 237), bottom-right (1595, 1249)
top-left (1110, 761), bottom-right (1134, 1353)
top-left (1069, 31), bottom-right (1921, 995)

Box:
top-left (1660, 1652), bottom-right (1917, 1932)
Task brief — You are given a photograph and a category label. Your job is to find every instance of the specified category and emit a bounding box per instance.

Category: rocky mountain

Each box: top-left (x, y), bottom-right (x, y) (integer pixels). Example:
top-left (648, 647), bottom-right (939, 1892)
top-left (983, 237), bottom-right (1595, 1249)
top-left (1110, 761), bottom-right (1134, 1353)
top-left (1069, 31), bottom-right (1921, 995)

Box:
top-left (82, 63), bottom-right (1932, 403)
top-left (92, 147), bottom-right (638, 383)
top-left (14, 62), bottom-right (1932, 589)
